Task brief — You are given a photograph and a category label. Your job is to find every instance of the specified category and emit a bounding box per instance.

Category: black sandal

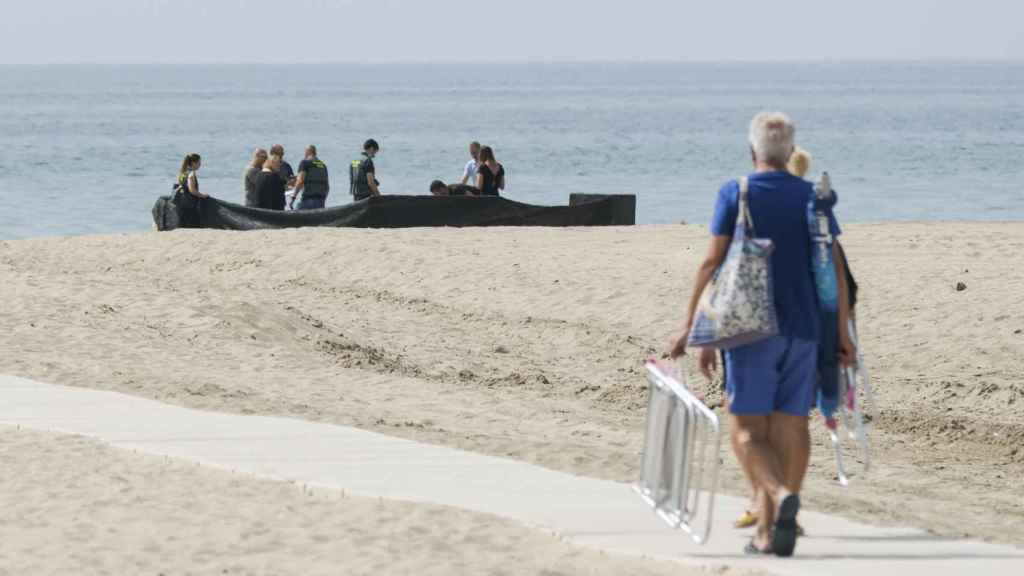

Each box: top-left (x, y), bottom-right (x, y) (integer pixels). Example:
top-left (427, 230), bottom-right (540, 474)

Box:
top-left (772, 493), bottom-right (801, 557)
top-left (743, 538), bottom-right (773, 555)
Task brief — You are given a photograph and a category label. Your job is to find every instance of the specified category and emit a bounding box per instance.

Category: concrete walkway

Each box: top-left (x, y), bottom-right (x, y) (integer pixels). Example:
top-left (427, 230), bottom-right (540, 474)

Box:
top-left (2, 375), bottom-right (1021, 576)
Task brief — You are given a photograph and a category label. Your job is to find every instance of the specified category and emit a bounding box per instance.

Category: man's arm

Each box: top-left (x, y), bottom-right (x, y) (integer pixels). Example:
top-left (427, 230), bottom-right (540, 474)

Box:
top-left (290, 172), bottom-right (306, 208)
top-left (367, 172), bottom-right (380, 196)
top-left (669, 235), bottom-right (730, 360)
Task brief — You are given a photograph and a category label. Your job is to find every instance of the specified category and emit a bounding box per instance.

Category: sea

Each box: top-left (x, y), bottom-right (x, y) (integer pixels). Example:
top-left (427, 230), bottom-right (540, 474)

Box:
top-left (1, 62), bottom-right (1022, 239)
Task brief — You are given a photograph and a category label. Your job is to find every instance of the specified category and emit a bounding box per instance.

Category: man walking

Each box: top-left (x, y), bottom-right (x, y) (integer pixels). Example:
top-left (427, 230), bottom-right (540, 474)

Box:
top-left (350, 139), bottom-right (381, 201)
top-left (291, 145), bottom-right (330, 210)
top-left (669, 112), bottom-right (853, 557)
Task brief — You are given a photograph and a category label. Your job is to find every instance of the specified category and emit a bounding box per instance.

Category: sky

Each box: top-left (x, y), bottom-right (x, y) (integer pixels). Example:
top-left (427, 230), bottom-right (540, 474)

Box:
top-left (1, 0), bottom-right (1022, 64)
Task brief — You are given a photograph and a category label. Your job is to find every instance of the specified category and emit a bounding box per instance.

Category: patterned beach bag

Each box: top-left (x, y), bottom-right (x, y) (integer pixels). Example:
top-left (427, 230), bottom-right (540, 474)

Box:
top-left (687, 177), bottom-right (779, 350)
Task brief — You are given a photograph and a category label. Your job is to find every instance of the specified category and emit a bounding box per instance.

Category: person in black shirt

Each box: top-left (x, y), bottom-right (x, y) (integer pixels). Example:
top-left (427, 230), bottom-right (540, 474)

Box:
top-left (293, 145), bottom-right (330, 210)
top-left (430, 180), bottom-right (480, 196)
top-left (350, 139), bottom-right (381, 201)
top-left (270, 144), bottom-right (296, 207)
top-left (474, 146), bottom-right (505, 196)
top-left (270, 144), bottom-right (296, 187)
top-left (255, 155), bottom-right (287, 210)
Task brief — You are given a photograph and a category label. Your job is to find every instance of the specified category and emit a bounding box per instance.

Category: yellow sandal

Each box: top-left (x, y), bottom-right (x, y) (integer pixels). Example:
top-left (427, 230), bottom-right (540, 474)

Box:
top-left (734, 510), bottom-right (759, 529)
top-left (735, 511), bottom-right (805, 535)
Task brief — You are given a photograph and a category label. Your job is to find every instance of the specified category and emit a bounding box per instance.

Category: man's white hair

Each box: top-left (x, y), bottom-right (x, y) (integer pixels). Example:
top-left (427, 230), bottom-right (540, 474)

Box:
top-left (748, 111), bottom-right (796, 166)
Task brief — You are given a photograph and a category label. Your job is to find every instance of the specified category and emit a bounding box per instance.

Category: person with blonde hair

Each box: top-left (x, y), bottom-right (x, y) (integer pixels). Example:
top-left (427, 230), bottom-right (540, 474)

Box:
top-left (670, 112), bottom-right (854, 557)
top-left (243, 148), bottom-right (268, 207)
top-left (787, 146), bottom-right (812, 179)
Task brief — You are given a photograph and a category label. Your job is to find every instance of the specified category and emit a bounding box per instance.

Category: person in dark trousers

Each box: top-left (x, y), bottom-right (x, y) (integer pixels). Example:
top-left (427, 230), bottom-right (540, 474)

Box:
top-left (292, 145), bottom-right (330, 210)
top-left (255, 154), bottom-right (287, 210)
top-left (474, 146), bottom-right (505, 196)
top-left (430, 180), bottom-right (480, 196)
top-left (350, 139), bottom-right (381, 201)
top-left (174, 153), bottom-right (207, 228)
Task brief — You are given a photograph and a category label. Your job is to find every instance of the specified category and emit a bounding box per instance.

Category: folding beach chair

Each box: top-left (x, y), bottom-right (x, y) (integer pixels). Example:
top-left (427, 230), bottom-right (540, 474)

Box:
top-left (634, 359), bottom-right (722, 544)
top-left (824, 319), bottom-right (876, 486)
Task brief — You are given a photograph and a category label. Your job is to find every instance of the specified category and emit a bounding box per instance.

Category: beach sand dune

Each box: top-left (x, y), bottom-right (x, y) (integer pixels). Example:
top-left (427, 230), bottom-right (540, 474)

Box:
top-left (0, 223), bottom-right (1021, 547)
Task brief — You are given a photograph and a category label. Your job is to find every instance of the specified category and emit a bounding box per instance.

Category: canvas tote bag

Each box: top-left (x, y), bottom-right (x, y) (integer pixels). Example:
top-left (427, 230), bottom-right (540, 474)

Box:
top-left (687, 177), bottom-right (779, 350)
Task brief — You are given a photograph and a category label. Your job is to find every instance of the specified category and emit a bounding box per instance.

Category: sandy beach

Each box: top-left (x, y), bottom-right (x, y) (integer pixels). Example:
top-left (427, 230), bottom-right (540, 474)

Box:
top-left (2, 426), bottom-right (737, 576)
top-left (1, 223), bottom-right (1022, 570)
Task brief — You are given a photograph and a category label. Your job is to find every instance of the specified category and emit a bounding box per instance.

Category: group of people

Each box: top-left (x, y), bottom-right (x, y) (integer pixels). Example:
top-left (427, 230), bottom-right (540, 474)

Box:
top-left (173, 139), bottom-right (384, 221)
top-left (243, 143), bottom-right (336, 211)
top-left (669, 111), bottom-right (855, 558)
top-left (172, 138), bottom-right (507, 223)
top-left (430, 141), bottom-right (506, 197)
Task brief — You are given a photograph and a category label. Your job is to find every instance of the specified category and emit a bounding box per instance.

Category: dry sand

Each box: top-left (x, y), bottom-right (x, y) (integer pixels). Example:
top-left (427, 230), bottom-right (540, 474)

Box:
top-left (0, 223), bottom-right (1022, 554)
top-left (1, 426), bottom-right (739, 576)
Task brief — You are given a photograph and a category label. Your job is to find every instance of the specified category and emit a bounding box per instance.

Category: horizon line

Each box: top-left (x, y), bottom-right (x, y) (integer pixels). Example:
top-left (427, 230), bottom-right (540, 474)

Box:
top-left (2, 58), bottom-right (1023, 67)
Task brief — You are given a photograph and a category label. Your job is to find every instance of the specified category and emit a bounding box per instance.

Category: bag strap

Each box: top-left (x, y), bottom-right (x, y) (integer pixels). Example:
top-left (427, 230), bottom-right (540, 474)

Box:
top-left (737, 176), bottom-right (756, 235)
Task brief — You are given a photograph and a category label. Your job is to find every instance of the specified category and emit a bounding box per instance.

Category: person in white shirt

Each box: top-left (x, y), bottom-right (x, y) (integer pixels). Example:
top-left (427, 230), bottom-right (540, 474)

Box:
top-left (459, 141), bottom-right (481, 185)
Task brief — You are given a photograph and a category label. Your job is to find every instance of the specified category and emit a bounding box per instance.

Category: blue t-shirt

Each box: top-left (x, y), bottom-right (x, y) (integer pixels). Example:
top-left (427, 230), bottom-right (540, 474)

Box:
top-left (710, 171), bottom-right (841, 342)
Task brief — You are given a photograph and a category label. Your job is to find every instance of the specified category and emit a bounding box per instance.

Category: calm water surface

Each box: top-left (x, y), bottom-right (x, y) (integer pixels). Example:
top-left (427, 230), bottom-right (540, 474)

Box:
top-left (1, 63), bottom-right (1022, 239)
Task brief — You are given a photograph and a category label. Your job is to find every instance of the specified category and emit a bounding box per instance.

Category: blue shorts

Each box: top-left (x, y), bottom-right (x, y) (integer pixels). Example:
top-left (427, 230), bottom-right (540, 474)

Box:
top-left (724, 336), bottom-right (818, 417)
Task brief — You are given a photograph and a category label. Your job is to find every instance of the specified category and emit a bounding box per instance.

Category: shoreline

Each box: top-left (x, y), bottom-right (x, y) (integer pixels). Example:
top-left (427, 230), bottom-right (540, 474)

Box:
top-left (7, 219), bottom-right (1024, 244)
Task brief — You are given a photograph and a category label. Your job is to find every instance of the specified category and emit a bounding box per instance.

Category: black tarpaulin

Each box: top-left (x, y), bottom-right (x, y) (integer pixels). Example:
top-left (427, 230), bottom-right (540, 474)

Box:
top-left (152, 194), bottom-right (635, 231)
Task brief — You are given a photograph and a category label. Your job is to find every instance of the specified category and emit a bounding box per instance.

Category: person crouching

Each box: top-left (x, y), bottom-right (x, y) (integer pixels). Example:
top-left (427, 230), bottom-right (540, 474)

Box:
top-left (429, 180), bottom-right (481, 196)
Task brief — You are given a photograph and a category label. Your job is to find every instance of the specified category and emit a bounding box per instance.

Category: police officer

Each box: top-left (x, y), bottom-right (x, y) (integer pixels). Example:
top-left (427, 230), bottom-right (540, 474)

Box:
top-left (350, 139), bottom-right (381, 201)
top-left (292, 145), bottom-right (330, 210)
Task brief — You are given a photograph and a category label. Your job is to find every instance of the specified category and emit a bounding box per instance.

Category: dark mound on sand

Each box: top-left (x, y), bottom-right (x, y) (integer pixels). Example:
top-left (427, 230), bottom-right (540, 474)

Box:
top-left (153, 194), bottom-right (635, 231)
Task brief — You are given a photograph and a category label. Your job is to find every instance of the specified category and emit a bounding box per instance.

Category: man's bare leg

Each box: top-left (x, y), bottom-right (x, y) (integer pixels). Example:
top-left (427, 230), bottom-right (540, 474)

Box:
top-left (732, 414), bottom-right (790, 549)
top-left (730, 419), bottom-right (761, 516)
top-left (758, 481), bottom-right (774, 540)
top-left (768, 412), bottom-right (811, 493)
